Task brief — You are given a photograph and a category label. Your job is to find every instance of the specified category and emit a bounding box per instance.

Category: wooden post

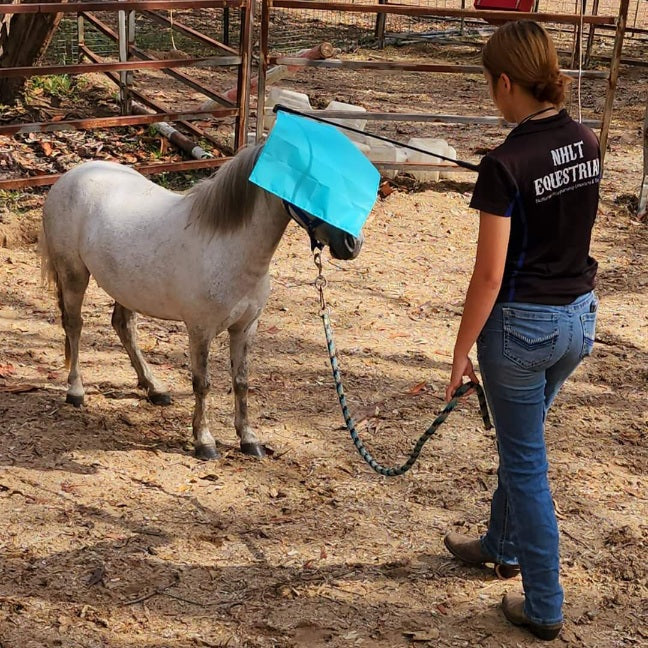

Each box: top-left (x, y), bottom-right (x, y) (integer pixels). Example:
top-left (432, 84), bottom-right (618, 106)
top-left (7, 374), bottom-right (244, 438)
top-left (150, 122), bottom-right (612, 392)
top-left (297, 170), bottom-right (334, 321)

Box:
top-left (585, 0), bottom-right (600, 67)
top-left (375, 0), bottom-right (387, 49)
top-left (460, 0), bottom-right (465, 36)
top-left (599, 0), bottom-right (629, 166)
top-left (631, 0), bottom-right (641, 36)
top-left (127, 10), bottom-right (136, 99)
top-left (571, 0), bottom-right (588, 70)
top-left (570, 0), bottom-right (580, 69)
top-left (255, 0), bottom-right (270, 142)
top-left (234, 0), bottom-right (254, 149)
top-left (223, 7), bottom-right (230, 47)
top-left (638, 94), bottom-right (648, 221)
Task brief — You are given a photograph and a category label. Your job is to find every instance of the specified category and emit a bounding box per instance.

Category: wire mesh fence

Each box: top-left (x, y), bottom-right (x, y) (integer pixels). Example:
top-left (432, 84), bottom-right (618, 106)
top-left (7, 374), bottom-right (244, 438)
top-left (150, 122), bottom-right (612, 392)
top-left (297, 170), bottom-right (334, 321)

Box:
top-left (264, 0), bottom-right (648, 53)
top-left (44, 9), bottom-right (242, 64)
top-left (42, 2), bottom-right (646, 66)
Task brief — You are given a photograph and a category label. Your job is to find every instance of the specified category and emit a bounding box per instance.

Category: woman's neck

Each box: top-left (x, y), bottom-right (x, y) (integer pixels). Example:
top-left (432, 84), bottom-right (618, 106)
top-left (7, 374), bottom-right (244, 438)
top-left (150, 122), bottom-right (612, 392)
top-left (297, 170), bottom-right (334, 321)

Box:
top-left (511, 101), bottom-right (557, 125)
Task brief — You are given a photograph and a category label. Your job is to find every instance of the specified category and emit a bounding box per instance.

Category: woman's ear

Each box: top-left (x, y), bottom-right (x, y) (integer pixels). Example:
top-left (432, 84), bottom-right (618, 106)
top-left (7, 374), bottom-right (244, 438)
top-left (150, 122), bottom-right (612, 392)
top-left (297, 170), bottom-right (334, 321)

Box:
top-left (499, 73), bottom-right (512, 94)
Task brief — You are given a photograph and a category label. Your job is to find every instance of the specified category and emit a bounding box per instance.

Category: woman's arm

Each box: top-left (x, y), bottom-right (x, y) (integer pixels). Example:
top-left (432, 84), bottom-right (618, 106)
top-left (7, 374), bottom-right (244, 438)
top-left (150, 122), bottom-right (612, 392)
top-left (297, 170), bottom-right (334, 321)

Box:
top-left (445, 212), bottom-right (511, 402)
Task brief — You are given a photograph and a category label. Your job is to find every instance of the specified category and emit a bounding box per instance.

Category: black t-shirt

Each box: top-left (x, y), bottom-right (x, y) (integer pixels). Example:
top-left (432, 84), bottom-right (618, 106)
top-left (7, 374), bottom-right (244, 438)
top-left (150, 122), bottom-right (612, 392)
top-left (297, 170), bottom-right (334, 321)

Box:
top-left (470, 109), bottom-right (599, 305)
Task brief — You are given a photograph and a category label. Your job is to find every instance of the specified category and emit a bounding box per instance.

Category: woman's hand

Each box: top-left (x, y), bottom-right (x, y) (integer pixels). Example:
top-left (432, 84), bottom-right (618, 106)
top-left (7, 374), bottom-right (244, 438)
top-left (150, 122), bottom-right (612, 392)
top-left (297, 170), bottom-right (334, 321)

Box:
top-left (445, 354), bottom-right (479, 402)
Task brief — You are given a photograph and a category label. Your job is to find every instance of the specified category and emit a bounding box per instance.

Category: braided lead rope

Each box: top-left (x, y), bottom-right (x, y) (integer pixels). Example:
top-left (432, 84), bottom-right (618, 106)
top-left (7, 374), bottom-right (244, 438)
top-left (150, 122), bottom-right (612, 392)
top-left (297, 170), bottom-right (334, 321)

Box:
top-left (313, 250), bottom-right (492, 477)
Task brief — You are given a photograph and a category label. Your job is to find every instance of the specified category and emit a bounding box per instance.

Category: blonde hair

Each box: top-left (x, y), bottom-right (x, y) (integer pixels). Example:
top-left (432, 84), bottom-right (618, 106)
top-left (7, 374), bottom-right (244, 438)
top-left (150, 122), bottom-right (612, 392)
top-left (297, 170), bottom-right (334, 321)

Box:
top-left (482, 20), bottom-right (571, 106)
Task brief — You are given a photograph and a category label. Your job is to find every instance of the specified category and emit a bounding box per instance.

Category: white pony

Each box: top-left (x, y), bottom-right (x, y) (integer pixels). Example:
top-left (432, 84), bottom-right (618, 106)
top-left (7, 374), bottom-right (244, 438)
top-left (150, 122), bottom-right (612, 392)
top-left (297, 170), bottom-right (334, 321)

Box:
top-left (41, 145), bottom-right (364, 460)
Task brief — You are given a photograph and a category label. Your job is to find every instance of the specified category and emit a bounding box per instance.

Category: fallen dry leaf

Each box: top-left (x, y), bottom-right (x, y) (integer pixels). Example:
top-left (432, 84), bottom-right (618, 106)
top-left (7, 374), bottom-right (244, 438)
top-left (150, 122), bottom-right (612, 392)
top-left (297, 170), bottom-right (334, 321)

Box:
top-left (406, 380), bottom-right (427, 395)
top-left (379, 181), bottom-right (395, 198)
top-left (0, 363), bottom-right (16, 378)
top-left (40, 141), bottom-right (55, 157)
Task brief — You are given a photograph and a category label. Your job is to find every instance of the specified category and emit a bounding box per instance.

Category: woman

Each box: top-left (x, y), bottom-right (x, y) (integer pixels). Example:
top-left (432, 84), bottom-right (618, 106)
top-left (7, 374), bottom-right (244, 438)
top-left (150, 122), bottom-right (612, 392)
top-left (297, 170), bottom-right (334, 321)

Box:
top-left (443, 21), bottom-right (599, 641)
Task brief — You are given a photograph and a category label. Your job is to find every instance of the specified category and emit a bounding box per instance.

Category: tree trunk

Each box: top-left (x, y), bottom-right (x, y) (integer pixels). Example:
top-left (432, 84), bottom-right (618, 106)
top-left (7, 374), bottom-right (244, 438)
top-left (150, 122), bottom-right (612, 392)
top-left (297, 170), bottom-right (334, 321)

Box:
top-left (0, 0), bottom-right (67, 105)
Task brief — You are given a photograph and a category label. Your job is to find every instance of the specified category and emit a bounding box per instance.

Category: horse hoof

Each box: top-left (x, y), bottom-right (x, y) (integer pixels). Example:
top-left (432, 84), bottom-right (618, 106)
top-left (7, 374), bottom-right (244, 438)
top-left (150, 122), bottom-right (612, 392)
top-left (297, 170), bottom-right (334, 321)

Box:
top-left (66, 393), bottom-right (84, 408)
top-left (149, 392), bottom-right (172, 406)
top-left (195, 444), bottom-right (220, 461)
top-left (241, 442), bottom-right (266, 458)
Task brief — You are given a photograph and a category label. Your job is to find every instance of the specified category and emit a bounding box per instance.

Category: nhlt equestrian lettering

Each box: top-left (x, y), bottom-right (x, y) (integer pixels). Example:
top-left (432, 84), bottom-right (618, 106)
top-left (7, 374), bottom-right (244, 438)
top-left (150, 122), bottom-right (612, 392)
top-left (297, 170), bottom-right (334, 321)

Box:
top-left (534, 139), bottom-right (600, 201)
top-left (550, 140), bottom-right (585, 165)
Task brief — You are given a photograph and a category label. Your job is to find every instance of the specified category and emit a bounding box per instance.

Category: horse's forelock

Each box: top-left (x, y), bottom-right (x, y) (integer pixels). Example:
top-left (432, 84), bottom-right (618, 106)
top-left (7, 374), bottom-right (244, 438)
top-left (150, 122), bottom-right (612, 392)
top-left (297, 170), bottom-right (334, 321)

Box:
top-left (186, 144), bottom-right (264, 234)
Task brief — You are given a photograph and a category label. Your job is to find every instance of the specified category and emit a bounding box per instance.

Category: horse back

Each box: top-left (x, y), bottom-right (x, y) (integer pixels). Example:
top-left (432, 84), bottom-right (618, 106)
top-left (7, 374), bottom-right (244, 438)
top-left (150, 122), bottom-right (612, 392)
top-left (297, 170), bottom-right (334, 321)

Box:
top-left (44, 161), bottom-right (177, 240)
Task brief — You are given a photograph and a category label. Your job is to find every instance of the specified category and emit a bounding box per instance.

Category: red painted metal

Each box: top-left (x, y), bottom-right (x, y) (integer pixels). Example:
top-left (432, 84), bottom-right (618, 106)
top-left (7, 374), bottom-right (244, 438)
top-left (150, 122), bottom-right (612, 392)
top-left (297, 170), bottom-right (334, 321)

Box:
top-left (269, 2), bottom-right (616, 25)
top-left (0, 56), bottom-right (241, 79)
top-left (0, 157), bottom-right (232, 191)
top-left (0, 0), bottom-right (254, 187)
top-left (0, 1), bottom-right (244, 15)
top-left (474, 0), bottom-right (534, 12)
top-left (270, 57), bottom-right (608, 78)
top-left (81, 11), bottom-right (236, 108)
top-left (0, 0), bottom-right (625, 187)
top-left (79, 45), bottom-right (224, 147)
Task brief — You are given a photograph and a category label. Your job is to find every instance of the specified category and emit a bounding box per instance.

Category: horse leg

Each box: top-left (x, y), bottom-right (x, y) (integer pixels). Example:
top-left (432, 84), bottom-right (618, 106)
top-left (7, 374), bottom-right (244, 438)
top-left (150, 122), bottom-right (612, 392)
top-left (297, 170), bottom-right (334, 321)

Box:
top-left (188, 327), bottom-right (218, 460)
top-left (229, 319), bottom-right (265, 458)
top-left (111, 303), bottom-right (171, 405)
top-left (58, 269), bottom-right (90, 407)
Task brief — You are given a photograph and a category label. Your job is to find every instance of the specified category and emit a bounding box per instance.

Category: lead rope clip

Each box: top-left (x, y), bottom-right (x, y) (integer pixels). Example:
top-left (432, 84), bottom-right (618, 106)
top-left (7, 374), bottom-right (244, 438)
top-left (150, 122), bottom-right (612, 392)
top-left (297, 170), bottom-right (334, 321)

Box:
top-left (313, 248), bottom-right (328, 315)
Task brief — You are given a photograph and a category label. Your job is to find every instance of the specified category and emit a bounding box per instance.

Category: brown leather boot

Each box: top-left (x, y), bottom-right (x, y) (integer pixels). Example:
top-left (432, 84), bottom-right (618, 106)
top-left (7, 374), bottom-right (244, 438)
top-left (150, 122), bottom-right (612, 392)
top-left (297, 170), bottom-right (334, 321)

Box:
top-left (502, 592), bottom-right (563, 641)
top-left (444, 532), bottom-right (520, 579)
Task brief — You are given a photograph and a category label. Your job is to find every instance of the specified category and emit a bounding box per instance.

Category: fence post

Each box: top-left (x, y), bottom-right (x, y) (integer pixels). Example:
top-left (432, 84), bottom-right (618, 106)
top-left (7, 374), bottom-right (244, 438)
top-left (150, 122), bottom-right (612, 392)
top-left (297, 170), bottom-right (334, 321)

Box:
top-left (585, 0), bottom-right (600, 66)
top-left (375, 0), bottom-right (387, 49)
top-left (599, 0), bottom-right (629, 166)
top-left (256, 0), bottom-right (270, 142)
top-left (117, 0), bottom-right (131, 114)
top-left (235, 0), bottom-right (254, 149)
top-left (77, 12), bottom-right (85, 62)
top-left (223, 7), bottom-right (230, 46)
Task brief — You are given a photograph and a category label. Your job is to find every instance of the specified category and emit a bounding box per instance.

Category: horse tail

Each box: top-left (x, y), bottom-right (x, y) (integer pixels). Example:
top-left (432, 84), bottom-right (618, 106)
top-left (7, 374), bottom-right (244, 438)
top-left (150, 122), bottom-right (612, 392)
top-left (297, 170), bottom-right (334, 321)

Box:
top-left (39, 224), bottom-right (71, 369)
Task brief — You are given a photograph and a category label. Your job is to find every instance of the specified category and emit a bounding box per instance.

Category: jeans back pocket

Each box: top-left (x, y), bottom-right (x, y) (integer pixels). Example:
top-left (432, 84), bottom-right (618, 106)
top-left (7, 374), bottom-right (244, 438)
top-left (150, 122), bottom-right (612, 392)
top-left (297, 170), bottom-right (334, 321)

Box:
top-left (580, 311), bottom-right (597, 359)
top-left (503, 307), bottom-right (559, 369)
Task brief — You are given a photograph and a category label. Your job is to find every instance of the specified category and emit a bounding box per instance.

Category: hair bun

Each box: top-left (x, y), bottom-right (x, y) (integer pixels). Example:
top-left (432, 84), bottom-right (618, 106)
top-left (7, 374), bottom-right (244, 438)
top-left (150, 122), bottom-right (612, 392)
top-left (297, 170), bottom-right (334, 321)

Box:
top-left (533, 73), bottom-right (568, 104)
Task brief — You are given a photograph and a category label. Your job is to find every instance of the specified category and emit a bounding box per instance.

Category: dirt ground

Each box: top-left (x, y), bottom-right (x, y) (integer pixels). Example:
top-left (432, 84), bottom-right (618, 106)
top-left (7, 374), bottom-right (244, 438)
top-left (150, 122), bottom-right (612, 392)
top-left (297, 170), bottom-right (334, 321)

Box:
top-left (1, 33), bottom-right (647, 648)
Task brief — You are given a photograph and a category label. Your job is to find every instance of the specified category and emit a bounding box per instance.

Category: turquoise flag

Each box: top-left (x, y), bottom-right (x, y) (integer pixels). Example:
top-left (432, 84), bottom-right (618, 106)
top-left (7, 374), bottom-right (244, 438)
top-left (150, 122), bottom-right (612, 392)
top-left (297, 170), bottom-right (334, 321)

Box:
top-left (249, 110), bottom-right (380, 237)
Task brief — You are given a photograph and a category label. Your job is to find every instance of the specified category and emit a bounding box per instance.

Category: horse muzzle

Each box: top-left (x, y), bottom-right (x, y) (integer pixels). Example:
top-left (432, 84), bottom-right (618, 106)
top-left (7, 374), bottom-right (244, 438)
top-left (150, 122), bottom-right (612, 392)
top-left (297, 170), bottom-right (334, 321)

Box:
top-left (330, 231), bottom-right (364, 260)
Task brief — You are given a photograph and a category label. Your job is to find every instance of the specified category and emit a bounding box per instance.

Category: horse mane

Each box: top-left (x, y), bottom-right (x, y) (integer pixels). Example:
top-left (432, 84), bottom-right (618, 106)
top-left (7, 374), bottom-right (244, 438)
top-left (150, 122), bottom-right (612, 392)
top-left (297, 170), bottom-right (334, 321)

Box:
top-left (185, 143), bottom-right (265, 234)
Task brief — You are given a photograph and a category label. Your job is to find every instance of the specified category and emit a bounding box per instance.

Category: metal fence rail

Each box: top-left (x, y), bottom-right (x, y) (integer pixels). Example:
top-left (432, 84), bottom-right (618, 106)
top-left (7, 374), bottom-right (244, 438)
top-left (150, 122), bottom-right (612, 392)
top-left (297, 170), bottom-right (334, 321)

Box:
top-left (256, 0), bottom-right (629, 171)
top-left (0, 0), bottom-right (253, 189)
top-left (0, 0), bottom-right (635, 188)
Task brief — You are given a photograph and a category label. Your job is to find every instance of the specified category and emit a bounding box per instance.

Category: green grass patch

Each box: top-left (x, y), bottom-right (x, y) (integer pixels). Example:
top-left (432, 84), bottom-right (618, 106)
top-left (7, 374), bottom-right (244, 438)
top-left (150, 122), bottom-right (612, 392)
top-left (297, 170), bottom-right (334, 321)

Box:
top-left (28, 75), bottom-right (87, 101)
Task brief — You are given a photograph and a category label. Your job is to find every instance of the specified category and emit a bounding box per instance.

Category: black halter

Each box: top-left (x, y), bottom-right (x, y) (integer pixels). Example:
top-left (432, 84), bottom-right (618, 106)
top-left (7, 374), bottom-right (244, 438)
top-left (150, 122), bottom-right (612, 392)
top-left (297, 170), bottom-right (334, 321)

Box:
top-left (283, 200), bottom-right (325, 251)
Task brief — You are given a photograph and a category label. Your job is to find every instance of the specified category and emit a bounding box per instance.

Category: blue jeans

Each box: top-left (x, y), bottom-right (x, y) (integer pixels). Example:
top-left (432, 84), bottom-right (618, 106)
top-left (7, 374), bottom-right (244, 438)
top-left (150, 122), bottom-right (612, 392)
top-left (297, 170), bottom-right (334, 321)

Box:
top-left (476, 291), bottom-right (598, 626)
